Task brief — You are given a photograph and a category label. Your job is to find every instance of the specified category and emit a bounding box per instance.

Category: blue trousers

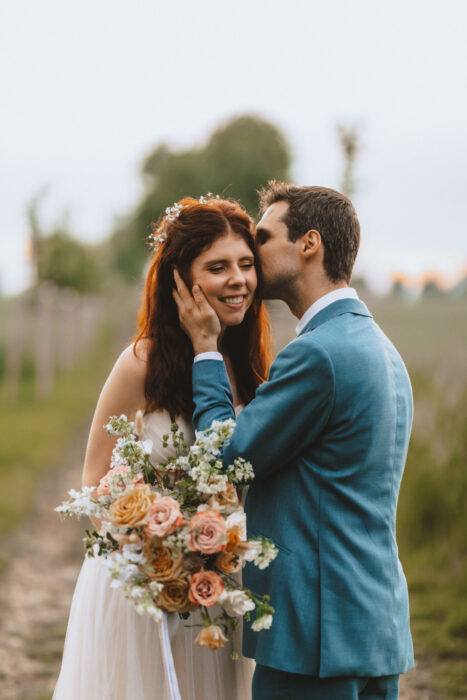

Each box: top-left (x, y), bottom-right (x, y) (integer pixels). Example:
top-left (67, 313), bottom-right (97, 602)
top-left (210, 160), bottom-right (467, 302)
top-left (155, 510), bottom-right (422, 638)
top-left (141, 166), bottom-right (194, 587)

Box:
top-left (252, 664), bottom-right (400, 700)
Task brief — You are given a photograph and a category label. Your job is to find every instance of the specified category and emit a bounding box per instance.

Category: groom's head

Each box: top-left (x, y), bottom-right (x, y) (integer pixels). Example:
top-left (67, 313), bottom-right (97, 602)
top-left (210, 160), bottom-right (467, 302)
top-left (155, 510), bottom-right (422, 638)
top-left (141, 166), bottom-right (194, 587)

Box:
top-left (255, 181), bottom-right (360, 301)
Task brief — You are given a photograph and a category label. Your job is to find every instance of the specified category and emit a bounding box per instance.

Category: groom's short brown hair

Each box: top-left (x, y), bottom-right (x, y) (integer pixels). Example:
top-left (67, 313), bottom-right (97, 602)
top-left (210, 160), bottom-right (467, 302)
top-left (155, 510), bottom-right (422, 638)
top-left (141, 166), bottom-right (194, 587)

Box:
top-left (258, 181), bottom-right (360, 284)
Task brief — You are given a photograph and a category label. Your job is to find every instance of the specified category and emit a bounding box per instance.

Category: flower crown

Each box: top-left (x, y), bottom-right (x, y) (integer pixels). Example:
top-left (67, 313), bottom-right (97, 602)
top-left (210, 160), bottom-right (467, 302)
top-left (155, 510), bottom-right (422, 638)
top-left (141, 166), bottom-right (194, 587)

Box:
top-left (149, 193), bottom-right (221, 250)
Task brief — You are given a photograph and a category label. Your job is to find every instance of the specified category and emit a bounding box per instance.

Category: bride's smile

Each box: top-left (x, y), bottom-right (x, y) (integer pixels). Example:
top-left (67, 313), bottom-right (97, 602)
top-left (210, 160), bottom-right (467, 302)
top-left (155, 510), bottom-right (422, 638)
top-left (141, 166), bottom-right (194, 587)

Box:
top-left (189, 230), bottom-right (257, 329)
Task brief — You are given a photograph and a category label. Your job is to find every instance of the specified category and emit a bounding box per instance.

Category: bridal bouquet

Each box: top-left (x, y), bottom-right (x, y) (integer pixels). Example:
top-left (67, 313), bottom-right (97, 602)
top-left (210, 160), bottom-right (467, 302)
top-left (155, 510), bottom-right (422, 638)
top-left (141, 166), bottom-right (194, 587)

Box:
top-left (56, 414), bottom-right (277, 655)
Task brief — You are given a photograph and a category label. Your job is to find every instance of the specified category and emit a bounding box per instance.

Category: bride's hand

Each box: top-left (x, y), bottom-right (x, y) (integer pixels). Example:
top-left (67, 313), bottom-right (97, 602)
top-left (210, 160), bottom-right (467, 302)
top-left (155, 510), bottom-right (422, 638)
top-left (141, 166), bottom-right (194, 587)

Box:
top-left (173, 269), bottom-right (221, 354)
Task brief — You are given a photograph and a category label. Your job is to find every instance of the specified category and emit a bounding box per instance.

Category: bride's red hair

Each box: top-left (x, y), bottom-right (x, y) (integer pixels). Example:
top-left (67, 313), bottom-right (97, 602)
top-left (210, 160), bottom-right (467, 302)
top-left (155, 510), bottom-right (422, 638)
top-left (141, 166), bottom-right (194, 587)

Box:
top-left (134, 196), bottom-right (273, 420)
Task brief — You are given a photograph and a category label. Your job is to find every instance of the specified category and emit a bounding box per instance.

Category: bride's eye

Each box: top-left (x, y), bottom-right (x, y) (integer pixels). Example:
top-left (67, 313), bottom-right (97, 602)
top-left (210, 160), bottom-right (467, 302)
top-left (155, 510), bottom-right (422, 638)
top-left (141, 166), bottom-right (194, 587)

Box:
top-left (240, 262), bottom-right (254, 269)
top-left (208, 266), bottom-right (224, 273)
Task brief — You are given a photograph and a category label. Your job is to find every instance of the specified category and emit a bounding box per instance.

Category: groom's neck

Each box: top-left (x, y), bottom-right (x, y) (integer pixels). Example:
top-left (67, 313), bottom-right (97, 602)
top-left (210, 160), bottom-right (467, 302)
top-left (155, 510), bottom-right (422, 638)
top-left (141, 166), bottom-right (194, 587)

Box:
top-left (286, 275), bottom-right (349, 319)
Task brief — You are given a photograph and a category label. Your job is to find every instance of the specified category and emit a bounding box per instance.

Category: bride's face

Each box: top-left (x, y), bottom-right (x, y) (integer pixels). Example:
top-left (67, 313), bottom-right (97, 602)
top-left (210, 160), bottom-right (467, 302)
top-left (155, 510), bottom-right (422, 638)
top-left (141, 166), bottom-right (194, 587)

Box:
top-left (190, 231), bottom-right (257, 328)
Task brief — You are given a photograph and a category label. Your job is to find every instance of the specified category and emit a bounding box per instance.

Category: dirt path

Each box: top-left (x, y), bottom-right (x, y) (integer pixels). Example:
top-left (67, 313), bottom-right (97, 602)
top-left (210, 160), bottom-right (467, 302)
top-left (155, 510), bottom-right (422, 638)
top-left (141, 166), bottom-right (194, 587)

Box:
top-left (0, 305), bottom-right (442, 699)
top-left (0, 425), bottom-right (86, 700)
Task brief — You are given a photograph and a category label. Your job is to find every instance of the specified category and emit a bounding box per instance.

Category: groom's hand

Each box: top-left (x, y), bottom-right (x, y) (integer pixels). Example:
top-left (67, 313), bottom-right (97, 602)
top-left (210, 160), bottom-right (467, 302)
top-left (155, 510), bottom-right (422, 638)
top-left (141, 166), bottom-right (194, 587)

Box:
top-left (173, 269), bottom-right (221, 354)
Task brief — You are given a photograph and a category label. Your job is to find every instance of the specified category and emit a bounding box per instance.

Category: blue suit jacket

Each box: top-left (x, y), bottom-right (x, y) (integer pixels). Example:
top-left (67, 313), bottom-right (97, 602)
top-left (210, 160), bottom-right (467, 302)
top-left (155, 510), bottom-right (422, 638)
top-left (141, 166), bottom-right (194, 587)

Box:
top-left (192, 299), bottom-right (414, 678)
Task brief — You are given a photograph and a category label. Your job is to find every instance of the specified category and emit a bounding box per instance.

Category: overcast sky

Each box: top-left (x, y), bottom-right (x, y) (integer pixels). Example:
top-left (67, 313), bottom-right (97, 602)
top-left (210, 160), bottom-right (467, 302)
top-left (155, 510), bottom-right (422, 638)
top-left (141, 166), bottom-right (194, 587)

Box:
top-left (1, 0), bottom-right (466, 294)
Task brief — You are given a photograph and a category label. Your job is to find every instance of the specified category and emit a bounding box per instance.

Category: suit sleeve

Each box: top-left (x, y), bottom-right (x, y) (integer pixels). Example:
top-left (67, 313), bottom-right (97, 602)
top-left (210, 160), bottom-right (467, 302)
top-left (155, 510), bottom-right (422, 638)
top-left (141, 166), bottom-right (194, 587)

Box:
top-left (192, 337), bottom-right (335, 481)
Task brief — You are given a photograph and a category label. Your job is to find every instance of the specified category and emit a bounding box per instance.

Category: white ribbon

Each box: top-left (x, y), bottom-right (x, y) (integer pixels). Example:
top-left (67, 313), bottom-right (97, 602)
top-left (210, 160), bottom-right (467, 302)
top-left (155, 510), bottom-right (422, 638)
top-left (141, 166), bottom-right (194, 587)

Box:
top-left (158, 612), bottom-right (182, 700)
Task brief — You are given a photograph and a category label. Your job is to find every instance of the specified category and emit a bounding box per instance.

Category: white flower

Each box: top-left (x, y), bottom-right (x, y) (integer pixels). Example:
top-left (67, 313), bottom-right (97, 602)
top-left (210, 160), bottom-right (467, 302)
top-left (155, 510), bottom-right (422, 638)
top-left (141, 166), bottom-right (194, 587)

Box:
top-left (225, 511), bottom-right (247, 541)
top-left (251, 614), bottom-right (273, 632)
top-left (251, 538), bottom-right (278, 569)
top-left (55, 486), bottom-right (102, 518)
top-left (141, 439), bottom-right (153, 455)
top-left (242, 540), bottom-right (261, 562)
top-left (219, 589), bottom-right (255, 617)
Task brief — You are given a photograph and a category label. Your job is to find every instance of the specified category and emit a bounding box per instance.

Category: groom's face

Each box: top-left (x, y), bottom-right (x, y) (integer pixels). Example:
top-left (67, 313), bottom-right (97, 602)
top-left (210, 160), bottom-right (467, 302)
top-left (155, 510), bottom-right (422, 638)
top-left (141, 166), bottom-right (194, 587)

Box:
top-left (255, 201), bottom-right (301, 300)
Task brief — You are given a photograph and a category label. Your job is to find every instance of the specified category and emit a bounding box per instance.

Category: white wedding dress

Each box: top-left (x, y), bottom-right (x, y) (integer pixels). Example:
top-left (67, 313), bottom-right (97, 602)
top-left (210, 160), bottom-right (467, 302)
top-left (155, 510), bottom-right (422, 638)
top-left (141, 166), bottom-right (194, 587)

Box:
top-left (53, 409), bottom-right (254, 700)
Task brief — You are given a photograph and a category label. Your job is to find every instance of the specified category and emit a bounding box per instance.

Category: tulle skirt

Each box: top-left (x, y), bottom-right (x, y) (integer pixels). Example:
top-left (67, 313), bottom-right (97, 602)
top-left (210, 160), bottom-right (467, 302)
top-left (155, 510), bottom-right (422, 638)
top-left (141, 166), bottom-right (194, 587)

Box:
top-left (53, 556), bottom-right (254, 700)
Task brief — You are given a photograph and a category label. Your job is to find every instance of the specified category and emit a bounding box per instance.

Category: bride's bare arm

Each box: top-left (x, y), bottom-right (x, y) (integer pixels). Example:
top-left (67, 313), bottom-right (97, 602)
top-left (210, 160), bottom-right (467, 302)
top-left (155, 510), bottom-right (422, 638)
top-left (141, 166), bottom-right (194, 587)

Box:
top-left (81, 341), bottom-right (149, 489)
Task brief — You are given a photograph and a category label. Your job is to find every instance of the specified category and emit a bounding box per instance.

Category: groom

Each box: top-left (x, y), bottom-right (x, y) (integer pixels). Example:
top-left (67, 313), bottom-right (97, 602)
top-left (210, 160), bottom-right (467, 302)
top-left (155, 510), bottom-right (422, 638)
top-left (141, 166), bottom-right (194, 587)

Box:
top-left (174, 182), bottom-right (413, 699)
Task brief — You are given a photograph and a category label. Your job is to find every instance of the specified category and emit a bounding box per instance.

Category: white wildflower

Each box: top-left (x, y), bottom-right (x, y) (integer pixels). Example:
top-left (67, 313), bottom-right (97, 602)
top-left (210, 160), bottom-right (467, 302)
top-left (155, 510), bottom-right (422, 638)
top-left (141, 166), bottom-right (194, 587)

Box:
top-left (251, 538), bottom-right (278, 570)
top-left (225, 511), bottom-right (247, 541)
top-left (219, 589), bottom-right (255, 617)
top-left (251, 614), bottom-right (273, 632)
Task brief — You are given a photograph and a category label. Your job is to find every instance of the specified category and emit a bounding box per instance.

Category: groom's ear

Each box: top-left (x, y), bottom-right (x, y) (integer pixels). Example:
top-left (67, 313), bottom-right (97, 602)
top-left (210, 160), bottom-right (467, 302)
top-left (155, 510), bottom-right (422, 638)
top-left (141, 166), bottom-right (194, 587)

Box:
top-left (301, 229), bottom-right (321, 260)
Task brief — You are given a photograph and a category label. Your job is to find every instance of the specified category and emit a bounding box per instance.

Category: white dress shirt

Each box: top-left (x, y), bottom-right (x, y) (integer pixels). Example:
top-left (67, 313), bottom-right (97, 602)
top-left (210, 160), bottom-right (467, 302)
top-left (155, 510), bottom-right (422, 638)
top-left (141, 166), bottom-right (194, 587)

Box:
top-left (194, 287), bottom-right (359, 363)
top-left (295, 287), bottom-right (359, 335)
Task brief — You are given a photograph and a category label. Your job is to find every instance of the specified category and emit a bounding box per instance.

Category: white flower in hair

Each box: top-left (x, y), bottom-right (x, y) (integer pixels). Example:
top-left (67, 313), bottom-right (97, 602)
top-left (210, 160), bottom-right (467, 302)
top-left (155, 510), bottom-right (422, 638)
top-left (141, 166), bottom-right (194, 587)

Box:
top-left (149, 201), bottom-right (185, 249)
top-left (199, 193), bottom-right (221, 204)
top-left (149, 194), bottom-right (221, 250)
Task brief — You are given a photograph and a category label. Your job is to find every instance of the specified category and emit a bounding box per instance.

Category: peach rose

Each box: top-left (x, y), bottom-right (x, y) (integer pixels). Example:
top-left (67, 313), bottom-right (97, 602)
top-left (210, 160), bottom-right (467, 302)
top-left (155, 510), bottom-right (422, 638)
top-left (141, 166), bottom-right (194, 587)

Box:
top-left (157, 577), bottom-right (193, 613)
top-left (195, 625), bottom-right (228, 651)
top-left (108, 484), bottom-right (155, 527)
top-left (188, 510), bottom-right (226, 554)
top-left (189, 569), bottom-right (225, 607)
top-left (143, 542), bottom-right (183, 582)
top-left (216, 550), bottom-right (241, 575)
top-left (143, 496), bottom-right (183, 538)
top-left (96, 465), bottom-right (129, 497)
top-left (208, 481), bottom-right (239, 512)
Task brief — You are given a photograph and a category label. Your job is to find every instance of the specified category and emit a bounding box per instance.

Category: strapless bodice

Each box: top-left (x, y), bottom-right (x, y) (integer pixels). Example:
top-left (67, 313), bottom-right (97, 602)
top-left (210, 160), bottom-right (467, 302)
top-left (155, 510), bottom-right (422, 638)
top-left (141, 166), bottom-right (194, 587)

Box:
top-left (141, 405), bottom-right (244, 466)
top-left (141, 411), bottom-right (195, 465)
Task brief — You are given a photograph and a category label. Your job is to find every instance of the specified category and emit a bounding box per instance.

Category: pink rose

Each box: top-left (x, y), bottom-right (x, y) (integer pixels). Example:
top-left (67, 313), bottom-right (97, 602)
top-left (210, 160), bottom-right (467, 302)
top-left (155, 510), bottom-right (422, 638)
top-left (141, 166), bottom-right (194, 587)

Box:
top-left (96, 465), bottom-right (129, 497)
top-left (188, 510), bottom-right (226, 555)
top-left (143, 496), bottom-right (183, 538)
top-left (189, 570), bottom-right (225, 607)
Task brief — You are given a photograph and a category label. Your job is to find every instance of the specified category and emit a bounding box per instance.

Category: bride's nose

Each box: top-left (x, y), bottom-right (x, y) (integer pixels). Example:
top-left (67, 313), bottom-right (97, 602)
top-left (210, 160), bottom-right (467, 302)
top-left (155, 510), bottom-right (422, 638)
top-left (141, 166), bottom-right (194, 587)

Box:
top-left (228, 265), bottom-right (248, 286)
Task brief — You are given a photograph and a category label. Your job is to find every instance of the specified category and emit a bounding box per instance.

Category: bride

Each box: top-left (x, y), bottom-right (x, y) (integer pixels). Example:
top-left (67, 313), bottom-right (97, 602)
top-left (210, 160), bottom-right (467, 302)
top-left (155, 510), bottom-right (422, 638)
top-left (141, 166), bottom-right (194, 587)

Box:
top-left (53, 195), bottom-right (273, 700)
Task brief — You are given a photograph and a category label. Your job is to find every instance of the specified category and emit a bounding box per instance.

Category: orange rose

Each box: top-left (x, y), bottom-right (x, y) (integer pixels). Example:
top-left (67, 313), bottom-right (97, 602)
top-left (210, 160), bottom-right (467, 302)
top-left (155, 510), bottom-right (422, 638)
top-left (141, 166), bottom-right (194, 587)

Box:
top-left (216, 550), bottom-right (241, 574)
top-left (143, 542), bottom-right (183, 582)
top-left (208, 482), bottom-right (239, 512)
top-left (195, 625), bottom-right (228, 650)
top-left (108, 485), bottom-right (155, 527)
top-left (143, 496), bottom-right (183, 538)
top-left (189, 569), bottom-right (225, 607)
top-left (157, 577), bottom-right (193, 613)
top-left (188, 510), bottom-right (226, 554)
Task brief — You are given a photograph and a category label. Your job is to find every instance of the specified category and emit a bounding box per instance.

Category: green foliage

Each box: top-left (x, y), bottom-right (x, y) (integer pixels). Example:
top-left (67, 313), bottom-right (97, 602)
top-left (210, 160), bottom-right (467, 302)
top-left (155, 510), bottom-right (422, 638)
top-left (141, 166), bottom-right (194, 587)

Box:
top-left (37, 228), bottom-right (103, 292)
top-left (112, 114), bottom-right (292, 280)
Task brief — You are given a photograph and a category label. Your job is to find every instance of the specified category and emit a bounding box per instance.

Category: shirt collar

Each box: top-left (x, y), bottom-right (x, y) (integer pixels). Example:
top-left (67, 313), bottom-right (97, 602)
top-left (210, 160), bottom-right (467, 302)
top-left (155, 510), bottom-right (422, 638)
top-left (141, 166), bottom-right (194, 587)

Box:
top-left (295, 288), bottom-right (359, 335)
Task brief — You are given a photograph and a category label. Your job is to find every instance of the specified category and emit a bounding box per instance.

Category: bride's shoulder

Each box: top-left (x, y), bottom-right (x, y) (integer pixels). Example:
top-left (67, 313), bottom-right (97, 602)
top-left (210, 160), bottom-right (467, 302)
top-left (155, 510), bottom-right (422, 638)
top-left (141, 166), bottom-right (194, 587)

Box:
top-left (102, 341), bottom-right (151, 402)
top-left (113, 339), bottom-right (150, 378)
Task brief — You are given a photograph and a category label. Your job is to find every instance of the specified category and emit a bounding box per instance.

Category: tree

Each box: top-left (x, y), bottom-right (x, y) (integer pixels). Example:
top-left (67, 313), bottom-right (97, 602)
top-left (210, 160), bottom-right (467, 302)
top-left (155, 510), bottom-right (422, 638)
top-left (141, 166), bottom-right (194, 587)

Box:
top-left (337, 124), bottom-right (360, 198)
top-left (111, 114), bottom-right (292, 280)
top-left (37, 229), bottom-right (103, 292)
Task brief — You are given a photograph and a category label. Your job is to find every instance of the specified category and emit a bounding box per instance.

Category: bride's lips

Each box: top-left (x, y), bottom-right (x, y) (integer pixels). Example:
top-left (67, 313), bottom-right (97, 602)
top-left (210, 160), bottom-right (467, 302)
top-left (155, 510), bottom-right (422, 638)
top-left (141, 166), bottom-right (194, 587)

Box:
top-left (219, 294), bottom-right (247, 310)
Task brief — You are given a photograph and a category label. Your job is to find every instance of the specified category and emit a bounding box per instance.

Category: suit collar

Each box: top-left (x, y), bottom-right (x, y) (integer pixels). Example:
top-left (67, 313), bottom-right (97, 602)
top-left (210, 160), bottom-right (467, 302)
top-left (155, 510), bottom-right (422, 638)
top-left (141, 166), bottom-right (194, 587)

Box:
top-left (297, 298), bottom-right (372, 336)
top-left (296, 288), bottom-right (359, 335)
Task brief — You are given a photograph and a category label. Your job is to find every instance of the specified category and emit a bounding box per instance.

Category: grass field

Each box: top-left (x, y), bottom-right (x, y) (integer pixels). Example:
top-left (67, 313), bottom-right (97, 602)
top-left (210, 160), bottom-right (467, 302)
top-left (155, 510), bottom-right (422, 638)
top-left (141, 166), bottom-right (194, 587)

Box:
top-left (374, 296), bottom-right (467, 698)
top-left (0, 322), bottom-right (121, 553)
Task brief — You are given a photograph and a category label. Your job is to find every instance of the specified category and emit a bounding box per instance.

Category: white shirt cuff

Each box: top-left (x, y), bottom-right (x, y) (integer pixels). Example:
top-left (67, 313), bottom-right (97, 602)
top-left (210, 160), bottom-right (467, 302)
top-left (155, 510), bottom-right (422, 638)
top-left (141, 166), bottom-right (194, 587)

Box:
top-left (193, 351), bottom-right (223, 363)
